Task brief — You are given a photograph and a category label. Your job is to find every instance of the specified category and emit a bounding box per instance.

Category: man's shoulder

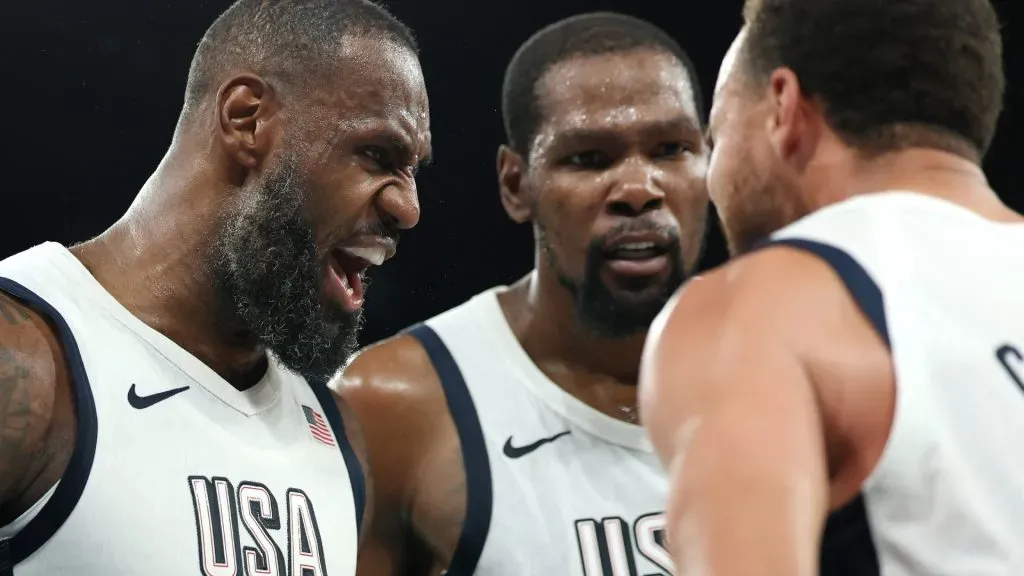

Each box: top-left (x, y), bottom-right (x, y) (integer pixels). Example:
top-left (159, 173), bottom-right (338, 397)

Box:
top-left (337, 333), bottom-right (442, 399)
top-left (0, 288), bottom-right (74, 505)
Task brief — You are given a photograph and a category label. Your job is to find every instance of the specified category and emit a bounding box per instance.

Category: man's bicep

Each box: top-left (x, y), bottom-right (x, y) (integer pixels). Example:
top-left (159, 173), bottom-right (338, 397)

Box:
top-left (640, 264), bottom-right (831, 574)
top-left (0, 291), bottom-right (63, 502)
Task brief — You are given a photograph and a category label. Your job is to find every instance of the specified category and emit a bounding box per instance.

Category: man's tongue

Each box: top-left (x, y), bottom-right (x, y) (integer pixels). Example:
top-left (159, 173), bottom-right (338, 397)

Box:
top-left (332, 250), bottom-right (366, 310)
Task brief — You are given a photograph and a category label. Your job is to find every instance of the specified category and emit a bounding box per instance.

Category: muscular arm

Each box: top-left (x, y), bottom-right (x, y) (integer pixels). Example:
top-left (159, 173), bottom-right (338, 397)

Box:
top-left (0, 291), bottom-right (70, 521)
top-left (329, 335), bottom-right (457, 576)
top-left (639, 249), bottom-right (838, 576)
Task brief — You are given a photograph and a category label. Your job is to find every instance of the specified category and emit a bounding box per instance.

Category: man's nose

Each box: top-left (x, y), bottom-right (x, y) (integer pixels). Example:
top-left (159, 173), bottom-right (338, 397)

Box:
top-left (605, 159), bottom-right (665, 217)
top-left (376, 180), bottom-right (421, 230)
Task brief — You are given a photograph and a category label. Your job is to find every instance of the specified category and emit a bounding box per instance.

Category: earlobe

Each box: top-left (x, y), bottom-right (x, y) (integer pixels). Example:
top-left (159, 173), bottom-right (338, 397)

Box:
top-left (497, 145), bottom-right (532, 223)
top-left (217, 75), bottom-right (277, 170)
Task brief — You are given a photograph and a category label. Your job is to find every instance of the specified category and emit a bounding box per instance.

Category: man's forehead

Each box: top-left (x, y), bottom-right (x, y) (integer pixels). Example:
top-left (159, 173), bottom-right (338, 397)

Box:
top-left (539, 52), bottom-right (701, 131)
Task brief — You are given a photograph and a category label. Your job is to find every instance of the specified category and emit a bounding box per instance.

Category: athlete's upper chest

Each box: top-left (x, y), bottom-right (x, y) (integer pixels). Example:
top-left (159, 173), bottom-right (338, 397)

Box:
top-left (17, 320), bottom-right (362, 575)
top-left (466, 379), bottom-right (671, 574)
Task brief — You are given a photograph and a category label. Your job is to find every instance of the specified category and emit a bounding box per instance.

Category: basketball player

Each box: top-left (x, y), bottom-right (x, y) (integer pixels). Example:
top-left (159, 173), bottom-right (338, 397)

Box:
top-left (640, 0), bottom-right (1011, 573)
top-left (0, 0), bottom-right (430, 573)
top-left (336, 13), bottom-right (707, 575)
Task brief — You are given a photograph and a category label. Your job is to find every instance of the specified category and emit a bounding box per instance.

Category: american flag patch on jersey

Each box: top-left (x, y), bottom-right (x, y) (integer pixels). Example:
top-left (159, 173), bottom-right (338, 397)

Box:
top-left (302, 405), bottom-right (335, 446)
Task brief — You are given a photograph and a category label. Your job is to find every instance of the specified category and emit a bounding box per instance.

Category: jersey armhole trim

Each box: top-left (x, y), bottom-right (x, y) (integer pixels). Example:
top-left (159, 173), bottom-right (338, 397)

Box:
top-left (308, 381), bottom-right (366, 535)
top-left (0, 278), bottom-right (99, 565)
top-left (759, 238), bottom-right (891, 348)
top-left (406, 324), bottom-right (493, 575)
top-left (756, 240), bottom-right (885, 574)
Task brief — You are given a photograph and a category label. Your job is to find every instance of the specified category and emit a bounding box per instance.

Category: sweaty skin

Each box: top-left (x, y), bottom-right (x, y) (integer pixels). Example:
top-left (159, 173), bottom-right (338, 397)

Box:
top-left (0, 34), bottom-right (430, 545)
top-left (337, 283), bottom-right (655, 574)
top-left (639, 29), bottom-right (1020, 576)
top-left (337, 46), bottom-right (708, 575)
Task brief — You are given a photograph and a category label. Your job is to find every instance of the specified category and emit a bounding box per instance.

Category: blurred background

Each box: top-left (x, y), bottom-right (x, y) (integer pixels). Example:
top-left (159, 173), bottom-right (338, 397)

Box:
top-left (1, 0), bottom-right (1018, 346)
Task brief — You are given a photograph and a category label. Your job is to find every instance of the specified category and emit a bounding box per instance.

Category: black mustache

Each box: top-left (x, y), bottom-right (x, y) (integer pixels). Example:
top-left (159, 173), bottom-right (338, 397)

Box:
top-left (591, 221), bottom-right (678, 251)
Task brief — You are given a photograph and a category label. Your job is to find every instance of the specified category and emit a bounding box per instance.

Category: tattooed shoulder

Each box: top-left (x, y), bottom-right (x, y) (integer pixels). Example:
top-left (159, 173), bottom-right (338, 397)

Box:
top-left (0, 292), bottom-right (30, 326)
top-left (0, 290), bottom-right (61, 502)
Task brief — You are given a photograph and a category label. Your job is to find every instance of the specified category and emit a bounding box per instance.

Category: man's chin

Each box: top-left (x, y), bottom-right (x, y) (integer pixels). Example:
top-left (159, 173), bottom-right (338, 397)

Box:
top-left (575, 290), bottom-right (672, 339)
top-left (268, 322), bottom-right (363, 382)
top-left (600, 272), bottom-right (677, 303)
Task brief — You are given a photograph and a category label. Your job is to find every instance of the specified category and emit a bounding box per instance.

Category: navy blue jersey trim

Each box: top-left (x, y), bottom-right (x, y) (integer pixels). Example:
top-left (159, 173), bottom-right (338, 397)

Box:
top-left (820, 495), bottom-right (881, 576)
top-left (0, 278), bottom-right (99, 565)
top-left (755, 240), bottom-right (884, 574)
top-left (406, 324), bottom-right (493, 575)
top-left (308, 381), bottom-right (366, 535)
top-left (760, 238), bottom-right (891, 348)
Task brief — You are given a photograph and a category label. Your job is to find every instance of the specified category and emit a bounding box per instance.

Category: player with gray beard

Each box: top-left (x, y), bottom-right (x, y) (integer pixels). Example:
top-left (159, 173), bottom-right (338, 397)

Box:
top-left (0, 0), bottom-right (431, 573)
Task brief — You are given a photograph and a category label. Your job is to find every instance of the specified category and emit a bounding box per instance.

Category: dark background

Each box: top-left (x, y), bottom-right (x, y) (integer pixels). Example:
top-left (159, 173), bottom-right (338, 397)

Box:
top-left (2, 0), bottom-right (1019, 346)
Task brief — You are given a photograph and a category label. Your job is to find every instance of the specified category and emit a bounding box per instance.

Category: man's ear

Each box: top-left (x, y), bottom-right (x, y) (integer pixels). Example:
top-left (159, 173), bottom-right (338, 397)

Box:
top-left (497, 145), bottom-right (533, 223)
top-left (216, 74), bottom-right (281, 170)
top-left (765, 67), bottom-right (819, 170)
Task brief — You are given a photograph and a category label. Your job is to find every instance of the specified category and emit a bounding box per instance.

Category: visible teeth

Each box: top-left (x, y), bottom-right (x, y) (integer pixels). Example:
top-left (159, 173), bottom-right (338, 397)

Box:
top-left (340, 246), bottom-right (386, 266)
top-left (618, 242), bottom-right (657, 251)
top-left (337, 270), bottom-right (354, 295)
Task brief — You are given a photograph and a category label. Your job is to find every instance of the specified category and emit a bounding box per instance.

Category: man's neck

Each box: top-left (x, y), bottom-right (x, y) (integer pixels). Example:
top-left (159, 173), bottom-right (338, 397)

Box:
top-left (501, 271), bottom-right (648, 381)
top-left (73, 158), bottom-right (268, 390)
top-left (811, 148), bottom-right (1008, 218)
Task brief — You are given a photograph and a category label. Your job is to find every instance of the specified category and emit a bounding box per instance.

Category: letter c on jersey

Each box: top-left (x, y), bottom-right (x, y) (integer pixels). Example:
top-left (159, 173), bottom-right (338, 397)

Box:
top-left (188, 476), bottom-right (328, 576)
top-left (996, 344), bottom-right (1024, 394)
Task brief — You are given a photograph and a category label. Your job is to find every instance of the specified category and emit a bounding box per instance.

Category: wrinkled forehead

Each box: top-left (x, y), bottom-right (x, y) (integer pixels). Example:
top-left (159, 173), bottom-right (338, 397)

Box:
top-left (536, 50), bottom-right (701, 136)
top-left (298, 36), bottom-right (430, 153)
top-left (336, 36), bottom-right (428, 119)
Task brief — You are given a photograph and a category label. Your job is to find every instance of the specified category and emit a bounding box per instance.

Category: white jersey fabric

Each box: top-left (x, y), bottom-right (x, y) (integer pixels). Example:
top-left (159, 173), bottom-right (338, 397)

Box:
top-left (408, 289), bottom-right (673, 576)
top-left (767, 191), bottom-right (1024, 575)
top-left (0, 242), bottom-right (364, 575)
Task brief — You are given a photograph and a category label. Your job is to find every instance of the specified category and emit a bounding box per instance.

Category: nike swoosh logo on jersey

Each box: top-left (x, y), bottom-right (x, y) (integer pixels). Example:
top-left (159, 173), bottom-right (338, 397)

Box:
top-left (502, 430), bottom-right (571, 459)
top-left (127, 383), bottom-right (191, 409)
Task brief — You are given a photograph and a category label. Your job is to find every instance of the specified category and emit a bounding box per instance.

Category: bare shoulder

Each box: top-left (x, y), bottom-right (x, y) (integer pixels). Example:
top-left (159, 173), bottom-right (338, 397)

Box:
top-left (0, 289), bottom-right (73, 507)
top-left (649, 245), bottom-right (867, 352)
top-left (329, 334), bottom-right (451, 497)
top-left (331, 333), bottom-right (462, 571)
top-left (642, 245), bottom-right (892, 496)
top-left (333, 333), bottom-right (448, 427)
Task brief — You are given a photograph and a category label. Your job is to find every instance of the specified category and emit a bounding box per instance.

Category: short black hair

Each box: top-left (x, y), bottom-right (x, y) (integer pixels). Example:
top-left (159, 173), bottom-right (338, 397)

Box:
top-left (501, 12), bottom-right (703, 158)
top-left (184, 0), bottom-right (417, 114)
top-left (740, 0), bottom-right (1004, 159)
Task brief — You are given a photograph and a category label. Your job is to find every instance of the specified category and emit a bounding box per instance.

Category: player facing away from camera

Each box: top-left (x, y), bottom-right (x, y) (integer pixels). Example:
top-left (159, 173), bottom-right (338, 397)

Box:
top-left (640, 0), bottom-right (1019, 574)
top-left (337, 12), bottom-right (709, 576)
top-left (0, 0), bottom-right (431, 573)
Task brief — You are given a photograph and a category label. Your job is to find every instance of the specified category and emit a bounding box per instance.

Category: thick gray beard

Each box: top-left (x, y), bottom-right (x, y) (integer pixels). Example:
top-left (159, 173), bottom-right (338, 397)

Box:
top-left (212, 155), bottom-right (363, 382)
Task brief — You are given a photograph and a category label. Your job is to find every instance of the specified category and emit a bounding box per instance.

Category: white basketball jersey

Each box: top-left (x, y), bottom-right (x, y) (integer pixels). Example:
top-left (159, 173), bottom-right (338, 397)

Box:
top-left (0, 243), bottom-right (364, 575)
top-left (767, 192), bottom-right (1024, 575)
top-left (408, 289), bottom-right (672, 576)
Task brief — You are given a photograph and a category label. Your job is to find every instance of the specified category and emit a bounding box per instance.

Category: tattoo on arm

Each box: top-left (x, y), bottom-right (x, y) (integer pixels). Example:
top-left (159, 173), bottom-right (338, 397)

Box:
top-left (0, 294), bottom-right (52, 499)
top-left (0, 296), bottom-right (29, 326)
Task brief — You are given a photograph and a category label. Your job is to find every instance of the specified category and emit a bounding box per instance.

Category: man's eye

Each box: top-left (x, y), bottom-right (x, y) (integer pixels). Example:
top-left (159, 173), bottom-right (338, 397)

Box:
top-left (566, 151), bottom-right (611, 169)
top-left (362, 146), bottom-right (394, 171)
top-left (653, 142), bottom-right (692, 158)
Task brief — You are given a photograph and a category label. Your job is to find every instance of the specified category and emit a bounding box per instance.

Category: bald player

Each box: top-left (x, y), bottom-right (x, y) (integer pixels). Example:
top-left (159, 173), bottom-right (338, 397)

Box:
top-left (336, 12), bottom-right (707, 576)
top-left (0, 0), bottom-right (430, 573)
top-left (640, 0), bottom-right (1015, 574)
